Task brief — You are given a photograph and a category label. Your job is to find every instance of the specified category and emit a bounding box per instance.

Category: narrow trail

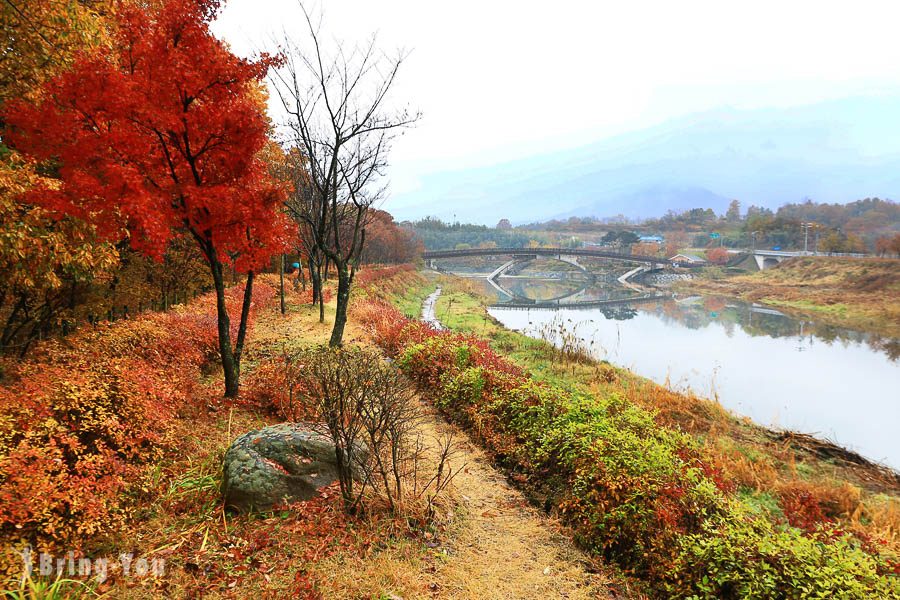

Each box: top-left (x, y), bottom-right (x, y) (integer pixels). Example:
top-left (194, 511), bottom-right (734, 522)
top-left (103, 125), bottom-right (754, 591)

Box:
top-left (419, 415), bottom-right (614, 599)
top-left (421, 286), bottom-right (444, 330)
top-left (404, 290), bottom-right (614, 599)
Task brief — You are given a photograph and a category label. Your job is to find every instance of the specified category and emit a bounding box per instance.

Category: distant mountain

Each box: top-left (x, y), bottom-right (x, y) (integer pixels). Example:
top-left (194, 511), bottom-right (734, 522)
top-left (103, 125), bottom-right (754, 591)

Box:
top-left (387, 96), bottom-right (900, 225)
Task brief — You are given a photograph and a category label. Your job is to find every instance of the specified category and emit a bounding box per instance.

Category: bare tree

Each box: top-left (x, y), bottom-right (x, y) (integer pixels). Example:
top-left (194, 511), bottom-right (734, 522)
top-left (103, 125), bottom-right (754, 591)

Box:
top-left (283, 152), bottom-right (328, 321)
top-left (272, 4), bottom-right (419, 346)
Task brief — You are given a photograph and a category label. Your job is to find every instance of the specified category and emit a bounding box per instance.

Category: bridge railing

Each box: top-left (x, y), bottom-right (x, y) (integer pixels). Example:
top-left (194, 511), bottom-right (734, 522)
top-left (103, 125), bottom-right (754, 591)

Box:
top-left (423, 246), bottom-right (665, 264)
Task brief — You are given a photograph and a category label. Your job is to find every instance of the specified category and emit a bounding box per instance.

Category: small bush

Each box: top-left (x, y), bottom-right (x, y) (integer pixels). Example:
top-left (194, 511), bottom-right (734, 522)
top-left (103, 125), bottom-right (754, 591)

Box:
top-left (279, 345), bottom-right (460, 521)
top-left (670, 512), bottom-right (897, 598)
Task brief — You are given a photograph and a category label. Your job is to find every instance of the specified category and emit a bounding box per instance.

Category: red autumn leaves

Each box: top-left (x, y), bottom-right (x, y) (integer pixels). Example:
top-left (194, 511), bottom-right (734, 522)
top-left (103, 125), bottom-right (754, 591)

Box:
top-left (4, 0), bottom-right (293, 270)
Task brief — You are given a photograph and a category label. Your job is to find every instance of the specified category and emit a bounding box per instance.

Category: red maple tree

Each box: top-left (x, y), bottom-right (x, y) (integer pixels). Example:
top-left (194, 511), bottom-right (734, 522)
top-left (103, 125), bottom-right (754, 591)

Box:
top-left (5, 0), bottom-right (291, 396)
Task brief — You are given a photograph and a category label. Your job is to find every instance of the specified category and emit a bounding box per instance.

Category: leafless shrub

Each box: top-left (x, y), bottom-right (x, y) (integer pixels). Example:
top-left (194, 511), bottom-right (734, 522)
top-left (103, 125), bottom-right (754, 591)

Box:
top-left (290, 345), bottom-right (462, 520)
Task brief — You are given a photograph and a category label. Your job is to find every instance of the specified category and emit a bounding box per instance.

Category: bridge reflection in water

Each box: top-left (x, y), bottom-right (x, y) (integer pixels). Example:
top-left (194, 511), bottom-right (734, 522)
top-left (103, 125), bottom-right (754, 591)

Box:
top-left (427, 245), bottom-right (674, 310)
top-left (428, 254), bottom-right (900, 467)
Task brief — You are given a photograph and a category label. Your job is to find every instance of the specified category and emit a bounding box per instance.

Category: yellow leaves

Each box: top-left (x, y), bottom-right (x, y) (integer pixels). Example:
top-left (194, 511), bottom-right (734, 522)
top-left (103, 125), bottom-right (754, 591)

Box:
top-left (1, 154), bottom-right (121, 294)
top-left (0, 0), bottom-right (114, 104)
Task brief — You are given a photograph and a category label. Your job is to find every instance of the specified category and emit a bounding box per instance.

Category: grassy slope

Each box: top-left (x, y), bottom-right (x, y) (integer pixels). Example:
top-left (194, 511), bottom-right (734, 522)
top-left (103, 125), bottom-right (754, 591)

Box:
top-left (415, 273), bottom-right (900, 559)
top-left (681, 257), bottom-right (900, 337)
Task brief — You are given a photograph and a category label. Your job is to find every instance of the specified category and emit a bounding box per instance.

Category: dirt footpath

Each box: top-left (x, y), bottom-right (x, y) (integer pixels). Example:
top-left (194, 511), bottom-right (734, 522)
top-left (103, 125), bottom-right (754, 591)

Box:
top-left (423, 415), bottom-right (613, 599)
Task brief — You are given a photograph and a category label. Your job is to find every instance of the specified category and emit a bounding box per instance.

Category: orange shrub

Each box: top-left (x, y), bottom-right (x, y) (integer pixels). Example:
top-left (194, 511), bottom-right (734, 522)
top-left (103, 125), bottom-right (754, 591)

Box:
top-left (706, 246), bottom-right (730, 265)
top-left (0, 283), bottom-right (275, 567)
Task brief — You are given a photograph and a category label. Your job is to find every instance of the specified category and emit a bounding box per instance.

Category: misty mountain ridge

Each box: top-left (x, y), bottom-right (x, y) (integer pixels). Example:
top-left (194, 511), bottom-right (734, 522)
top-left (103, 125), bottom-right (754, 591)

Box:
top-left (389, 96), bottom-right (900, 225)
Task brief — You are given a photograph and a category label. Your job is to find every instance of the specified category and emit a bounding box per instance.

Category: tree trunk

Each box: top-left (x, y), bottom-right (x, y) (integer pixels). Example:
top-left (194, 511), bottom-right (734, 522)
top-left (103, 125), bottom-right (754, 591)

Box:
top-left (319, 278), bottom-right (325, 324)
top-left (308, 255), bottom-right (320, 303)
top-left (309, 257), bottom-right (325, 323)
top-left (209, 256), bottom-right (240, 398)
top-left (329, 261), bottom-right (352, 347)
top-left (279, 254), bottom-right (286, 315)
top-left (297, 258), bottom-right (306, 291)
top-left (234, 271), bottom-right (254, 381)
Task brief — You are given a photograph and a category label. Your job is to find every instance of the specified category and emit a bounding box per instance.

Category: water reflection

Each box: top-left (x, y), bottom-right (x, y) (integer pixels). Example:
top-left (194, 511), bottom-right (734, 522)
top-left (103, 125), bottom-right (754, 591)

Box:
top-left (488, 279), bottom-right (899, 361)
top-left (484, 277), bottom-right (900, 468)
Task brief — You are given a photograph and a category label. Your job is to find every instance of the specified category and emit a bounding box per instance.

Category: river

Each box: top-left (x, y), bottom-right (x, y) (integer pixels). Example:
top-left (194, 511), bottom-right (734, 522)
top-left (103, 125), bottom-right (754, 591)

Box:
top-left (477, 278), bottom-right (900, 470)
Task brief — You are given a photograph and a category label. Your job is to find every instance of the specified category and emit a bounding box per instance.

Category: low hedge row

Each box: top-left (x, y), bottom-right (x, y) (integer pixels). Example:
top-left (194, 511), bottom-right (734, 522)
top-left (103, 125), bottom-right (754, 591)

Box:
top-left (356, 297), bottom-right (899, 598)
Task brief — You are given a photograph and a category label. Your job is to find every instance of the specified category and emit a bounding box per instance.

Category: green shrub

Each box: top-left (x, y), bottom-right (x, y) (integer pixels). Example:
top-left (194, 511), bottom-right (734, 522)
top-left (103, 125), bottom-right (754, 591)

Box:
top-left (669, 510), bottom-right (900, 598)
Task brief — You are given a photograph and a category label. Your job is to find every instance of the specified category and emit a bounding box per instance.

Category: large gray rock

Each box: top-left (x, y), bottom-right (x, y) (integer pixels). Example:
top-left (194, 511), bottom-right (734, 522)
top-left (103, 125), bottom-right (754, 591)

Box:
top-left (222, 423), bottom-right (359, 512)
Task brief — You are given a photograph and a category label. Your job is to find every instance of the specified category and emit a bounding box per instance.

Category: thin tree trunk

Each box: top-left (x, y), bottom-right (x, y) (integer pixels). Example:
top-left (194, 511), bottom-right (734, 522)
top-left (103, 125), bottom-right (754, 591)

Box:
top-left (319, 274), bottom-right (325, 324)
top-left (209, 256), bottom-right (240, 398)
top-left (309, 257), bottom-right (325, 323)
top-left (234, 270), bottom-right (254, 381)
top-left (297, 257), bottom-right (306, 291)
top-left (279, 254), bottom-right (286, 315)
top-left (329, 261), bottom-right (352, 347)
top-left (307, 256), bottom-right (317, 303)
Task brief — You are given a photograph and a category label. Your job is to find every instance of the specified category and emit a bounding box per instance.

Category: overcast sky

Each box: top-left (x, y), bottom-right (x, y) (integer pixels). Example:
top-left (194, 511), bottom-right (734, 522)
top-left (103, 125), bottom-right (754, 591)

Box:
top-left (212, 0), bottom-right (900, 213)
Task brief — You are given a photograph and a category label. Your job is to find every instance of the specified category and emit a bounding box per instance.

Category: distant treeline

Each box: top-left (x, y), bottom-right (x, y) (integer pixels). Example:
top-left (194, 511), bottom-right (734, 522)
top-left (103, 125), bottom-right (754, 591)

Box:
top-left (403, 217), bottom-right (543, 250)
top-left (406, 198), bottom-right (899, 254)
top-left (515, 198), bottom-right (900, 253)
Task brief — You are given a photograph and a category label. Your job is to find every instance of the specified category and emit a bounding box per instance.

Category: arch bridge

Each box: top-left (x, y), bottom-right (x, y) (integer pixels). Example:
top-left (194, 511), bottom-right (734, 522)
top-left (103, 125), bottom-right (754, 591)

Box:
top-left (424, 246), bottom-right (667, 290)
top-left (423, 246), bottom-right (667, 268)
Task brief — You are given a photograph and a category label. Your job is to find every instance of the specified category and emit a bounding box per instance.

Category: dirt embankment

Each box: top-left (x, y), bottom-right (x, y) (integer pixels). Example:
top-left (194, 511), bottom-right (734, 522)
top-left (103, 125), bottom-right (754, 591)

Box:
top-left (682, 257), bottom-right (900, 337)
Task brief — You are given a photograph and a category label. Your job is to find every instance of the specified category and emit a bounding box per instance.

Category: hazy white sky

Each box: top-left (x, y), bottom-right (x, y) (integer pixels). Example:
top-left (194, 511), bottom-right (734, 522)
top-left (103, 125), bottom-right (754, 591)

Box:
top-left (212, 0), bottom-right (900, 206)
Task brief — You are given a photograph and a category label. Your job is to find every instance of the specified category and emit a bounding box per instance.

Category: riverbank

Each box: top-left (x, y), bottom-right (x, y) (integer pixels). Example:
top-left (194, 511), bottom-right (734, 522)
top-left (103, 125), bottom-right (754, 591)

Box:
top-left (678, 256), bottom-right (900, 338)
top-left (422, 272), bottom-right (900, 489)
top-left (378, 269), bottom-right (900, 596)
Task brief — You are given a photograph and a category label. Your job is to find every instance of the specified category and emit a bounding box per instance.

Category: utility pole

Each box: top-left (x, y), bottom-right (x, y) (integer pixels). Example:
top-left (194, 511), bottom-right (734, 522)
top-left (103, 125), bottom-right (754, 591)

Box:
top-left (801, 222), bottom-right (812, 254)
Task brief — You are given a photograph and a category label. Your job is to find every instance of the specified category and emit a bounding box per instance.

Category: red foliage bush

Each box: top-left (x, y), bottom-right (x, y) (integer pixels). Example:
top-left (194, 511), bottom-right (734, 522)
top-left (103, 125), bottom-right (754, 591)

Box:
top-left (294, 286), bottom-right (333, 305)
top-left (241, 350), bottom-right (316, 422)
top-left (706, 246), bottom-right (730, 265)
top-left (779, 486), bottom-right (832, 532)
top-left (0, 283), bottom-right (275, 565)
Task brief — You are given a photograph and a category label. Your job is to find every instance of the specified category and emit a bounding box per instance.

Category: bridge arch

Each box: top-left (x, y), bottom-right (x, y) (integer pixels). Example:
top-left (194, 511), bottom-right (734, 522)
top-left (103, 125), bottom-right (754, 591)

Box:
top-left (763, 257), bottom-right (780, 270)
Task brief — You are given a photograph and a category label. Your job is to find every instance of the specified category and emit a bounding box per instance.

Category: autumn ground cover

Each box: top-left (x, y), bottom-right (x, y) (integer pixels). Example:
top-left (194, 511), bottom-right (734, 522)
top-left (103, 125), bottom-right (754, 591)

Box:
top-left (3, 264), bottom-right (897, 598)
top-left (1, 270), bottom-right (627, 599)
top-left (102, 271), bottom-right (624, 599)
top-left (359, 269), bottom-right (900, 597)
top-left (680, 256), bottom-right (900, 337)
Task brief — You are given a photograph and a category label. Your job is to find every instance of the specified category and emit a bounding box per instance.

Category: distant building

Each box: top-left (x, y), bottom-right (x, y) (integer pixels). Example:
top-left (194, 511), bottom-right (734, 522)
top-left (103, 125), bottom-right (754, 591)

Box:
top-left (639, 234), bottom-right (664, 244)
top-left (669, 253), bottom-right (706, 265)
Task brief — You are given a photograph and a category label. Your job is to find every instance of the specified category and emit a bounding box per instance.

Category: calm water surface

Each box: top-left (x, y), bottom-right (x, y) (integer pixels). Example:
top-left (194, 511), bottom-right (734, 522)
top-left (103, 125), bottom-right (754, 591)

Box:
top-left (484, 282), bottom-right (900, 469)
